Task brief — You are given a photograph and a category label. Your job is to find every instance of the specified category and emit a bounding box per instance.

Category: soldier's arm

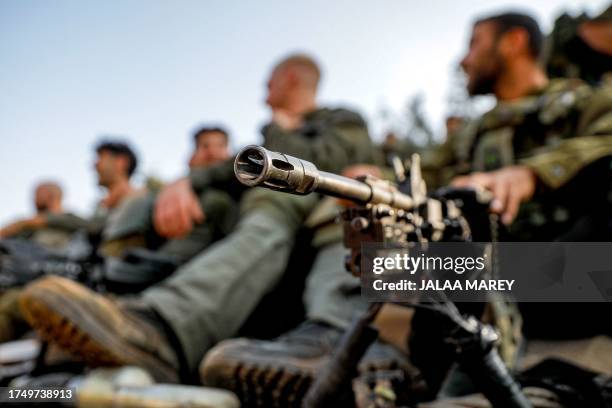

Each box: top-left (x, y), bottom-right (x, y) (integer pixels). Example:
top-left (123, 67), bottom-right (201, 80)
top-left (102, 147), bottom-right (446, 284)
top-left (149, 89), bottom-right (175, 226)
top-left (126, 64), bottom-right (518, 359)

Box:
top-left (46, 212), bottom-right (94, 233)
top-left (520, 135), bottom-right (612, 189)
top-left (0, 216), bottom-right (45, 238)
top-left (520, 89), bottom-right (612, 189)
top-left (456, 91), bottom-right (612, 224)
top-left (156, 159), bottom-right (243, 239)
top-left (188, 159), bottom-right (244, 195)
top-left (200, 189), bottom-right (239, 238)
top-left (1, 211), bottom-right (93, 240)
top-left (155, 189), bottom-right (239, 263)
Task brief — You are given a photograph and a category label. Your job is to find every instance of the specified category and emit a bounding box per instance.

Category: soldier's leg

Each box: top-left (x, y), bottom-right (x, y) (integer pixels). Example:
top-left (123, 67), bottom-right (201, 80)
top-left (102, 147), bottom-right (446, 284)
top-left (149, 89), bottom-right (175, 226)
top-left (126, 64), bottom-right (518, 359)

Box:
top-left (303, 239), bottom-right (413, 345)
top-left (199, 241), bottom-right (419, 406)
top-left (303, 241), bottom-right (366, 329)
top-left (139, 189), bottom-right (318, 371)
top-left (155, 189), bottom-right (238, 265)
top-left (141, 209), bottom-right (296, 371)
top-left (20, 190), bottom-right (318, 380)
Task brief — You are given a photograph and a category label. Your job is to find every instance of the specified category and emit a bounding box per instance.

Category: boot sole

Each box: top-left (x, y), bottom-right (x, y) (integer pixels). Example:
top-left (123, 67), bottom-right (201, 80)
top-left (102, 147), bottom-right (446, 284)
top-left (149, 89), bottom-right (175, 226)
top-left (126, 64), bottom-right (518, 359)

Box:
top-left (20, 278), bottom-right (178, 383)
top-left (202, 338), bottom-right (416, 407)
top-left (206, 359), bottom-right (313, 407)
top-left (205, 361), bottom-right (400, 408)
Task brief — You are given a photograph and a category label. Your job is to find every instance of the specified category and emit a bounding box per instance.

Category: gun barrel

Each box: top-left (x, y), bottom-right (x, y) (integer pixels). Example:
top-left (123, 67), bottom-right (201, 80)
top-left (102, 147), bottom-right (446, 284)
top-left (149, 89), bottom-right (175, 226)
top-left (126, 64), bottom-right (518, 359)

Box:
top-left (234, 145), bottom-right (414, 210)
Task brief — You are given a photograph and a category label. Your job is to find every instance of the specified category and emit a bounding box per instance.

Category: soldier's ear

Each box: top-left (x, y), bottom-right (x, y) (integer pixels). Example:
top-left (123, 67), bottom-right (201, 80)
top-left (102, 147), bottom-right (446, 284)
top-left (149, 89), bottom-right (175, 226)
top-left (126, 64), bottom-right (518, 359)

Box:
top-left (116, 155), bottom-right (130, 177)
top-left (499, 28), bottom-right (530, 58)
top-left (285, 68), bottom-right (300, 87)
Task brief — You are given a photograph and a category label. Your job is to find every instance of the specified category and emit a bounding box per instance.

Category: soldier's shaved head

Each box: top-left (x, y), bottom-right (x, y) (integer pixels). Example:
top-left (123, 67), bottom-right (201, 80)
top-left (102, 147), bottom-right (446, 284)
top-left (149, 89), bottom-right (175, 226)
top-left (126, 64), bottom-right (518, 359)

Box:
top-left (34, 181), bottom-right (63, 213)
top-left (266, 53), bottom-right (322, 110)
top-left (36, 182), bottom-right (62, 200)
top-left (274, 54), bottom-right (321, 90)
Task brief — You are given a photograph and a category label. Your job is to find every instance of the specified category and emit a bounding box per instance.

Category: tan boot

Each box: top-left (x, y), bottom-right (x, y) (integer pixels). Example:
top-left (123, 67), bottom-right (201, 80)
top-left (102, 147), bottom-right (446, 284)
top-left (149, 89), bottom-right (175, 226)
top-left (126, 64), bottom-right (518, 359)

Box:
top-left (19, 276), bottom-right (179, 382)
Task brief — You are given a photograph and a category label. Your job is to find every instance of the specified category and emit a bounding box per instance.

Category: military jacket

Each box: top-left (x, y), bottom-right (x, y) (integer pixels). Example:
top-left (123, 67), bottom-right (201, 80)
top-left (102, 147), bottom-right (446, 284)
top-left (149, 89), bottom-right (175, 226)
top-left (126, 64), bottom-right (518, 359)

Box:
top-left (425, 79), bottom-right (612, 239)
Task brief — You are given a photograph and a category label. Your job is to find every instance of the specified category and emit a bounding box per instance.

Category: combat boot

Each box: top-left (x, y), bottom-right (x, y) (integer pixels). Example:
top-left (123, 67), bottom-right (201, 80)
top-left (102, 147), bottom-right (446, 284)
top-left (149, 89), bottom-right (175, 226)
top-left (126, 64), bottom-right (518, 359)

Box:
top-left (19, 276), bottom-right (180, 383)
top-left (200, 320), bottom-right (422, 407)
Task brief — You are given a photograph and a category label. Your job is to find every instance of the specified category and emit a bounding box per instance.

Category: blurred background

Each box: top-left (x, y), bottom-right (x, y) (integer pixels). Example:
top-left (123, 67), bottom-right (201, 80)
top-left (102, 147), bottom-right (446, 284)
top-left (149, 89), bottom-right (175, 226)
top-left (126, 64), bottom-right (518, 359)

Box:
top-left (0, 0), bottom-right (608, 224)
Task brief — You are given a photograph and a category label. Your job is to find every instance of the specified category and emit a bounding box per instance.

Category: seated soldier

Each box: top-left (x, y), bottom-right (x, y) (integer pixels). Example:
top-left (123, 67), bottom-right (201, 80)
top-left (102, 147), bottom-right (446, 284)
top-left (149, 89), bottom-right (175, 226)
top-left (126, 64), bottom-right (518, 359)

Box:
top-left (154, 125), bottom-right (238, 262)
top-left (0, 131), bottom-right (236, 343)
top-left (18, 54), bottom-right (382, 384)
top-left (0, 139), bottom-right (140, 343)
top-left (1, 140), bottom-right (141, 255)
top-left (101, 125), bottom-right (238, 267)
top-left (1, 181), bottom-right (74, 251)
top-left (90, 140), bottom-right (145, 256)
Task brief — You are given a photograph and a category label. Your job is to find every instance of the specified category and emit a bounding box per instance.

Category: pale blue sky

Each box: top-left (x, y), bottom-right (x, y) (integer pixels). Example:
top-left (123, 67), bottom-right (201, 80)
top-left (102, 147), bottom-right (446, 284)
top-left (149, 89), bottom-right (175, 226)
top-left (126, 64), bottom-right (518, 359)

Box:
top-left (0, 0), bottom-right (608, 224)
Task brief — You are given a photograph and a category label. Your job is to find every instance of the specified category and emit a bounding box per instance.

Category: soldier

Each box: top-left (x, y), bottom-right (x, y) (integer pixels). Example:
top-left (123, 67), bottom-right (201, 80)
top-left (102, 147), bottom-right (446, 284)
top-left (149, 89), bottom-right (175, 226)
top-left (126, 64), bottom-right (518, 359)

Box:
top-left (188, 125), bottom-right (231, 168)
top-left (0, 129), bottom-right (236, 343)
top-left (0, 140), bottom-right (140, 343)
top-left (200, 11), bottom-right (612, 407)
top-left (19, 54), bottom-right (379, 383)
top-left (421, 10), bottom-right (612, 407)
top-left (0, 181), bottom-right (73, 251)
top-left (0, 140), bottom-right (140, 253)
top-left (152, 126), bottom-right (237, 262)
top-left (545, 5), bottom-right (612, 86)
top-left (100, 125), bottom-right (238, 269)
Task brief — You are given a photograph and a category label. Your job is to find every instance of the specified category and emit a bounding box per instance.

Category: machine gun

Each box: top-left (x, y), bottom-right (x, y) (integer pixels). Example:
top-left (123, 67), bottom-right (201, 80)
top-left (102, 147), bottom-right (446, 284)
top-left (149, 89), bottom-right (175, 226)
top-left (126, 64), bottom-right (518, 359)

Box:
top-left (234, 145), bottom-right (531, 408)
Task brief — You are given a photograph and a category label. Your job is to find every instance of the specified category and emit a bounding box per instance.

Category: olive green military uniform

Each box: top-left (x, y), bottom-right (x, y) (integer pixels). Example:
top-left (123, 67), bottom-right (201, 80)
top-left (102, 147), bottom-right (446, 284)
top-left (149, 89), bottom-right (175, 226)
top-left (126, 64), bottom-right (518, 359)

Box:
top-left (544, 6), bottom-right (612, 86)
top-left (140, 107), bottom-right (376, 371)
top-left (46, 207), bottom-right (107, 238)
top-left (43, 201), bottom-right (120, 256)
top-left (424, 78), bottom-right (612, 240)
top-left (11, 212), bottom-right (88, 253)
top-left (301, 79), bottom-right (612, 388)
top-left (0, 194), bottom-right (160, 343)
top-left (306, 76), bottom-right (612, 341)
top-left (102, 188), bottom-right (238, 264)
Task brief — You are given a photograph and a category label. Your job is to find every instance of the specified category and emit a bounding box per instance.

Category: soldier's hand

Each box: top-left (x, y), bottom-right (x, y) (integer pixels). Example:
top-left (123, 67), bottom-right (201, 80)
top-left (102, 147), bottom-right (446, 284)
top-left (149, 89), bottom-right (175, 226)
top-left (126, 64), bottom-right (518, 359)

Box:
top-left (154, 178), bottom-right (204, 238)
top-left (0, 215), bottom-right (46, 238)
top-left (451, 165), bottom-right (537, 225)
top-left (342, 164), bottom-right (382, 179)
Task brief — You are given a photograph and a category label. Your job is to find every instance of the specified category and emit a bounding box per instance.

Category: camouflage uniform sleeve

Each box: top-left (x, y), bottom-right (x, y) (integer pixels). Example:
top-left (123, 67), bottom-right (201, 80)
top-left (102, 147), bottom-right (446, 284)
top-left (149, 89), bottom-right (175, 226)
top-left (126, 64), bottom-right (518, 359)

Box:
top-left (420, 138), bottom-right (460, 189)
top-left (239, 187), bottom-right (321, 233)
top-left (199, 188), bottom-right (239, 237)
top-left (188, 159), bottom-right (237, 193)
top-left (521, 87), bottom-right (612, 189)
top-left (261, 112), bottom-right (372, 174)
top-left (45, 212), bottom-right (93, 233)
top-left (521, 135), bottom-right (612, 188)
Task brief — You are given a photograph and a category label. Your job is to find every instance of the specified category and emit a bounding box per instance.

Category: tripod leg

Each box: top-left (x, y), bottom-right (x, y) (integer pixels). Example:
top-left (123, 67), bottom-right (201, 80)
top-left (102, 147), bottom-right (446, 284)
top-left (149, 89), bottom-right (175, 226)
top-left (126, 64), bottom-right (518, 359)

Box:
top-left (303, 303), bottom-right (382, 408)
